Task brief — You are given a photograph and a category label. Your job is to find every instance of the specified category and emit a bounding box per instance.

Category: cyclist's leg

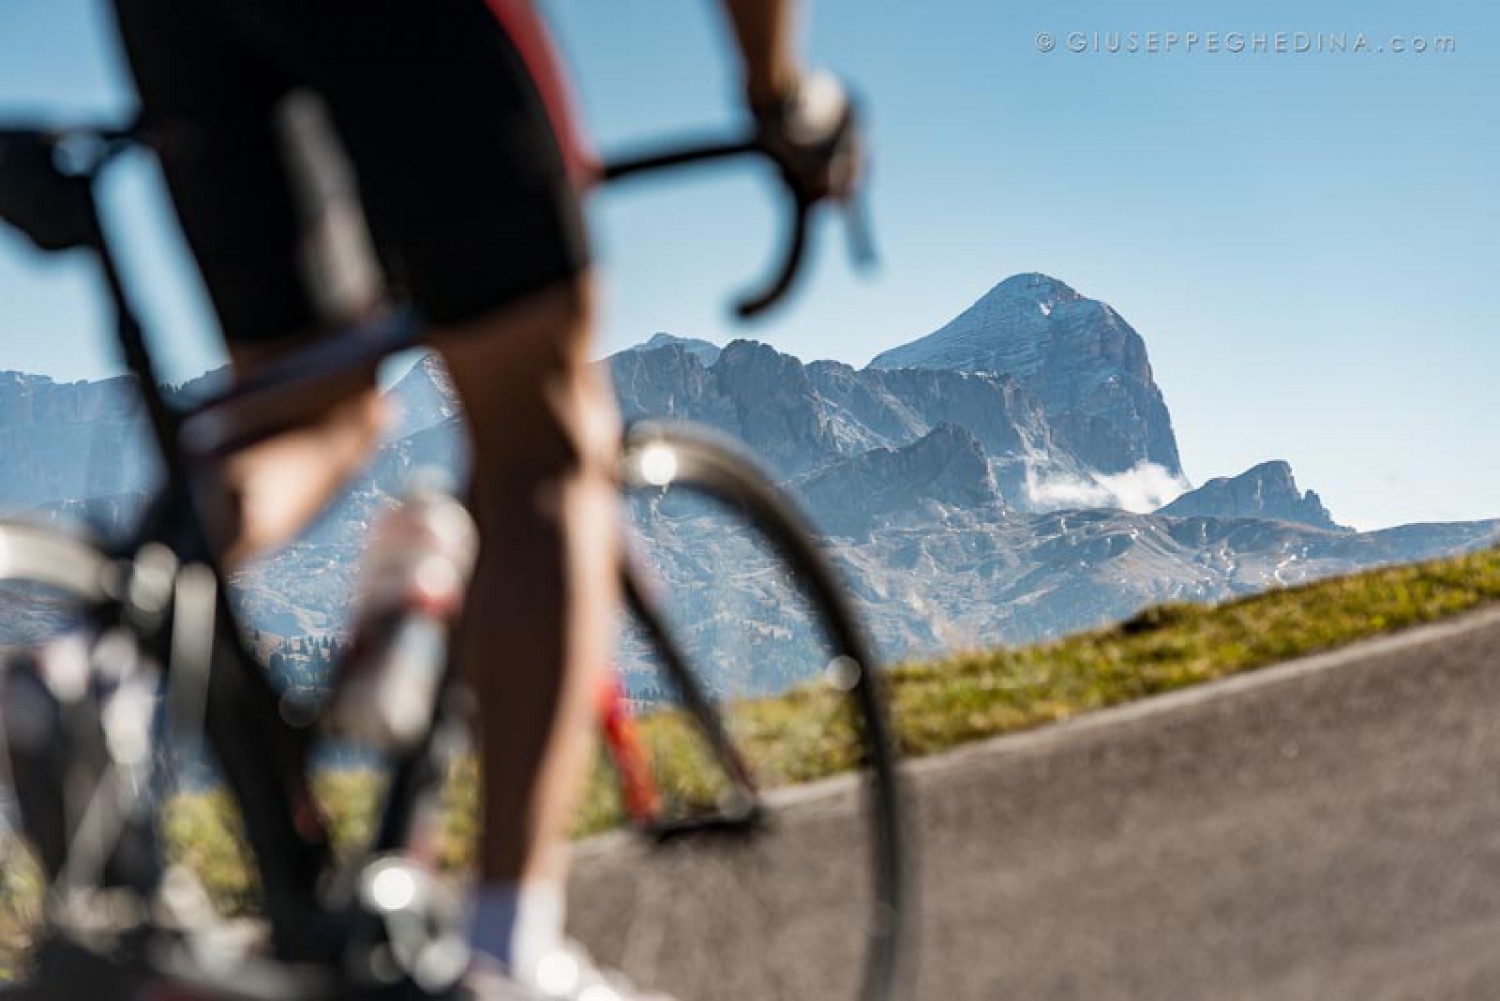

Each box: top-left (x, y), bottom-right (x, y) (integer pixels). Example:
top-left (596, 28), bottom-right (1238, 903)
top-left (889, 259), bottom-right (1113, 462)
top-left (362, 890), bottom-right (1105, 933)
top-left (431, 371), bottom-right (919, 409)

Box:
top-left (216, 353), bottom-right (385, 565)
top-left (430, 270), bottom-right (617, 906)
top-left (112, 0), bottom-right (387, 565)
top-left (119, 0), bottom-right (615, 978)
top-left (303, 0), bottom-right (606, 976)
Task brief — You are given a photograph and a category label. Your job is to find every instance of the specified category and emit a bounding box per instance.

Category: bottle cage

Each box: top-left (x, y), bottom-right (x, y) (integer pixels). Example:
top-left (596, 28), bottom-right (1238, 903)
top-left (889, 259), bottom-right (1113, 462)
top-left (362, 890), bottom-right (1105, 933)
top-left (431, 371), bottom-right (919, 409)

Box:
top-left (0, 128), bottom-right (100, 253)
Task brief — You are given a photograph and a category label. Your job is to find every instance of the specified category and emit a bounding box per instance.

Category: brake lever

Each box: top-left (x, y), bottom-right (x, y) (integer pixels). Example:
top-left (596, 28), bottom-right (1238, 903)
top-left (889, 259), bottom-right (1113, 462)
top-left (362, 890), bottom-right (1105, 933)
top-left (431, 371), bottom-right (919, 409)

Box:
top-left (842, 188), bottom-right (878, 273)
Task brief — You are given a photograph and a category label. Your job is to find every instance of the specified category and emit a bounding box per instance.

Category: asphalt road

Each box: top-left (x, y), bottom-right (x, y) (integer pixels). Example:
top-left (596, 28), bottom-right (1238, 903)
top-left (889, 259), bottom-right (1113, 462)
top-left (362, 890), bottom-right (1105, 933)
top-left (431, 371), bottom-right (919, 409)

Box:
top-left (570, 606), bottom-right (1500, 1001)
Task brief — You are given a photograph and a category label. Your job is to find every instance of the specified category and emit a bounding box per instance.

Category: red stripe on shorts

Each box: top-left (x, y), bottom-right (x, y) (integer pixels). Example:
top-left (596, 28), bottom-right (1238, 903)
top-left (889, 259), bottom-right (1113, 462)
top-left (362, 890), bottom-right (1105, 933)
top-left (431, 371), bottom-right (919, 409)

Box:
top-left (483, 0), bottom-right (592, 186)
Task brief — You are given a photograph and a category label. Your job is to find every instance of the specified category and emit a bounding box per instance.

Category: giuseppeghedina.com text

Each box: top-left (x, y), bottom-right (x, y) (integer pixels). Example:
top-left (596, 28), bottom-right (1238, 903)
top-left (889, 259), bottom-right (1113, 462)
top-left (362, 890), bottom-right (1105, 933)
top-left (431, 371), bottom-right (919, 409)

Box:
top-left (1035, 31), bottom-right (1457, 56)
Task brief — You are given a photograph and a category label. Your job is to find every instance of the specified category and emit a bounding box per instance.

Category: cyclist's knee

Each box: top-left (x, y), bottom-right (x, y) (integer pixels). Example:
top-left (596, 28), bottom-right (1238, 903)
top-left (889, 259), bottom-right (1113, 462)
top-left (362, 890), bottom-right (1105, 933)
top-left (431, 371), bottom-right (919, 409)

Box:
top-left (433, 274), bottom-right (618, 477)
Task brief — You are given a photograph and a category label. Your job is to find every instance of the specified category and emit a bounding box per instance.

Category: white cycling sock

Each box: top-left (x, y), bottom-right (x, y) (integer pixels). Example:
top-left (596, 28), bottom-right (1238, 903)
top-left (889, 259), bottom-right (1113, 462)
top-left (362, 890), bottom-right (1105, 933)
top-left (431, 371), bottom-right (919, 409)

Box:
top-left (468, 881), bottom-right (566, 978)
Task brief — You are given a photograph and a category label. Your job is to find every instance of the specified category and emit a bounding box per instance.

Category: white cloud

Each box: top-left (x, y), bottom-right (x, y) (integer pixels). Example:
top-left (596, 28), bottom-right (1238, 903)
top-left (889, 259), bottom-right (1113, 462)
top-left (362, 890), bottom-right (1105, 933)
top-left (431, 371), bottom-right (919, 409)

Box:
top-left (1025, 462), bottom-right (1189, 514)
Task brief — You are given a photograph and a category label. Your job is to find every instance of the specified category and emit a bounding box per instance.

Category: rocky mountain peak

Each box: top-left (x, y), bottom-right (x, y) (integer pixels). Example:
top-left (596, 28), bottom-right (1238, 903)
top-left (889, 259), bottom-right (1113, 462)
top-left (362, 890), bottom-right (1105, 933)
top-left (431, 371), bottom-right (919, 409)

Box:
top-left (712, 340), bottom-right (837, 475)
top-left (994, 271), bottom-right (1083, 306)
top-left (868, 273), bottom-right (1181, 477)
top-left (632, 333), bottom-right (722, 367)
top-left (1158, 460), bottom-right (1347, 531)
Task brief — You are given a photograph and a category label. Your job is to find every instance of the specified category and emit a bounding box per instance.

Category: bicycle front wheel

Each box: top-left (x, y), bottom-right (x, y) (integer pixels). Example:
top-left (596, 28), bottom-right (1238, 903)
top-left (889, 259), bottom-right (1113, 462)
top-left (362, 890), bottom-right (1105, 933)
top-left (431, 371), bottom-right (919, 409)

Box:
top-left (569, 421), bottom-right (911, 1001)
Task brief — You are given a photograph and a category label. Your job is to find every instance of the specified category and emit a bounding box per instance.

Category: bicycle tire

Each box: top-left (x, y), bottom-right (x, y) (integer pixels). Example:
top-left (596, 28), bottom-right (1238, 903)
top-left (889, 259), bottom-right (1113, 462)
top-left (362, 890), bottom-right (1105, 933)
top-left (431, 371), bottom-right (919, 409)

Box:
top-left (570, 420), bottom-right (911, 1001)
top-left (0, 520), bottom-right (117, 603)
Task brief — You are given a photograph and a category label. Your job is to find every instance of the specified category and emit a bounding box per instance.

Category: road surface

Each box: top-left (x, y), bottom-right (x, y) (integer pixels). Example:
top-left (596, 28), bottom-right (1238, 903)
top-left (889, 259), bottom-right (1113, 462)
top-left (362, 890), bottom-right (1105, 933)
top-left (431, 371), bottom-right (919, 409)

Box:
top-left (570, 605), bottom-right (1500, 1000)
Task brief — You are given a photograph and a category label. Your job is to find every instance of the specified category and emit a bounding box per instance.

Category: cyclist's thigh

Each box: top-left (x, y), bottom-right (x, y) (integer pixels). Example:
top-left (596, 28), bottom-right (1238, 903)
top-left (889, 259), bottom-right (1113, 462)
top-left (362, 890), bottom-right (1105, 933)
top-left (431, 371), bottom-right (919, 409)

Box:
top-left (296, 0), bottom-right (592, 334)
top-left (111, 0), bottom-right (317, 346)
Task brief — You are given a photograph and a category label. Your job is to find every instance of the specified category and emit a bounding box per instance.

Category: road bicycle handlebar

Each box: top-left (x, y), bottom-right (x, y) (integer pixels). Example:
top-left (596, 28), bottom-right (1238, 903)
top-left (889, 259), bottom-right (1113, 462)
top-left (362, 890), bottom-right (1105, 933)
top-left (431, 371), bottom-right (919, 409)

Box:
top-left (1, 119), bottom-right (874, 322)
top-left (598, 134), bottom-right (876, 319)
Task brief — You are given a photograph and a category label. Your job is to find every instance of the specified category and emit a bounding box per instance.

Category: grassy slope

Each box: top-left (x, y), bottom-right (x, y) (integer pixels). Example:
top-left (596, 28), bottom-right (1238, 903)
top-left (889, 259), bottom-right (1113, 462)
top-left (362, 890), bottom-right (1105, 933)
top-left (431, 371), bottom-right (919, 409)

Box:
top-left (889, 545), bottom-right (1500, 756)
top-left (4, 546), bottom-right (1499, 974)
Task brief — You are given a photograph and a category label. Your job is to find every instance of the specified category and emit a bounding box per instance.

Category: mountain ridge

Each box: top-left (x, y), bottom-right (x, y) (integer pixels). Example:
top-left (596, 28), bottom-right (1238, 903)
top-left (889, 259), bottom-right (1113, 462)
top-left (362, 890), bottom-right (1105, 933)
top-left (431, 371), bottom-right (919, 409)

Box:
top-left (2, 272), bottom-right (1495, 679)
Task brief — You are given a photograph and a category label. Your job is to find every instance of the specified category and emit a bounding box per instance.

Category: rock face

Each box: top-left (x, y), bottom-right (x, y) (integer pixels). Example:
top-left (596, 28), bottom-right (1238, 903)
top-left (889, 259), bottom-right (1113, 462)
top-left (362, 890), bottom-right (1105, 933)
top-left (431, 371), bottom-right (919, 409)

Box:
top-left (607, 337), bottom-right (1066, 487)
top-left (807, 362), bottom-right (1054, 462)
top-left (625, 333), bottom-right (722, 367)
top-left (1159, 461), bottom-right (1347, 531)
top-left (794, 425), bottom-right (1002, 536)
top-left (0, 371), bottom-right (158, 508)
top-left (870, 273), bottom-right (1181, 475)
top-left (608, 336), bottom-right (1105, 508)
top-left (712, 340), bottom-right (842, 476)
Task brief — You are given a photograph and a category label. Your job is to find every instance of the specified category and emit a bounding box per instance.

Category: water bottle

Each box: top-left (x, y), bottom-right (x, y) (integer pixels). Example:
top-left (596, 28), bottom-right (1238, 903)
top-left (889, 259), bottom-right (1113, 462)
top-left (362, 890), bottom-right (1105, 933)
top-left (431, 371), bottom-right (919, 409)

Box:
top-left (328, 477), bottom-right (477, 751)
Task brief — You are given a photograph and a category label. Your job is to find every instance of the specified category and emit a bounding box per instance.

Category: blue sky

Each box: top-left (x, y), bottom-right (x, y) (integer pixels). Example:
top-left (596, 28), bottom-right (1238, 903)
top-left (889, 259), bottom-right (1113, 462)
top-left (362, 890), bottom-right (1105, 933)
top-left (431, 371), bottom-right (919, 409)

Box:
top-left (0, 0), bottom-right (1495, 529)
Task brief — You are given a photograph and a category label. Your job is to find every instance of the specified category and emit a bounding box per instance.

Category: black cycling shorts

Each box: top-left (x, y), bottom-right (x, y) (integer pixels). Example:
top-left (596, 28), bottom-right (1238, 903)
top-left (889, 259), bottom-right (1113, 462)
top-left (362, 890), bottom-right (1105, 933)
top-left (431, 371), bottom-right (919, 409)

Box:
top-left (112, 0), bottom-right (591, 345)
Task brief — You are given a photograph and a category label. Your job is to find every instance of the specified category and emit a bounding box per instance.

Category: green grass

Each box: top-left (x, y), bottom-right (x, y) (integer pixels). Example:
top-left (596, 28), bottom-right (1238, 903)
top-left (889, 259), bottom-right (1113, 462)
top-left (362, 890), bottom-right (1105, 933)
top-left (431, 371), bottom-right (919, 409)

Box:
top-left (3, 545), bottom-right (1499, 974)
top-left (888, 545), bottom-right (1500, 756)
top-left (0, 840), bottom-right (42, 980)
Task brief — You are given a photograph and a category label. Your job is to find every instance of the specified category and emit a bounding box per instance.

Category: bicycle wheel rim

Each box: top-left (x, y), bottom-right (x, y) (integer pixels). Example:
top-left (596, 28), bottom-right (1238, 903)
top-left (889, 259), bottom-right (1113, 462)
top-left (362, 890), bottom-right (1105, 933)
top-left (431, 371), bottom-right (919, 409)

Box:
top-left (569, 421), bottom-right (910, 1001)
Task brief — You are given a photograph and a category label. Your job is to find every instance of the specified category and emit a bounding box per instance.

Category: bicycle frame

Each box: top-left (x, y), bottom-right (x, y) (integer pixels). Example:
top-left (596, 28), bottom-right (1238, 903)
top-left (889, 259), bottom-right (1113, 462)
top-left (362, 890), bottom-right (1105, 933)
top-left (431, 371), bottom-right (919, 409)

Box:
top-left (4, 124), bottom-right (789, 963)
top-left (71, 137), bottom-right (348, 960)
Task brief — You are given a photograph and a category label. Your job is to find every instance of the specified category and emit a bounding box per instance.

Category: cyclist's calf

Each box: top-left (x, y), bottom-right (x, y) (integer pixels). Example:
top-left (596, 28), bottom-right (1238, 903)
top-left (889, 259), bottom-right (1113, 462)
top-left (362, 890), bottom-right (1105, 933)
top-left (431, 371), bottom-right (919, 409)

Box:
top-left (430, 271), bottom-right (621, 885)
